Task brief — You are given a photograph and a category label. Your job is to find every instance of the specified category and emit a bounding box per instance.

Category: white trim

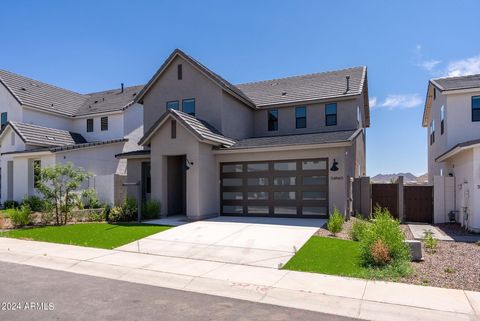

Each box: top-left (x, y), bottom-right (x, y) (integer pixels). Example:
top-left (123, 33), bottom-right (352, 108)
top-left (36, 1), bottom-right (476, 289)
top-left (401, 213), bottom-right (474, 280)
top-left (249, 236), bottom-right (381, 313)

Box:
top-left (436, 143), bottom-right (480, 162)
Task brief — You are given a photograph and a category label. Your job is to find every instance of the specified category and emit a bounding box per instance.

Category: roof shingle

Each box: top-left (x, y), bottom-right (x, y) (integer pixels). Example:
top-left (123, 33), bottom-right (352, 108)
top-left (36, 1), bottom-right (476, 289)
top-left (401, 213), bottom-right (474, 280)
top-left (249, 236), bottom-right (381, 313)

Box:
top-left (224, 129), bottom-right (358, 150)
top-left (8, 121), bottom-right (87, 147)
top-left (432, 73), bottom-right (480, 91)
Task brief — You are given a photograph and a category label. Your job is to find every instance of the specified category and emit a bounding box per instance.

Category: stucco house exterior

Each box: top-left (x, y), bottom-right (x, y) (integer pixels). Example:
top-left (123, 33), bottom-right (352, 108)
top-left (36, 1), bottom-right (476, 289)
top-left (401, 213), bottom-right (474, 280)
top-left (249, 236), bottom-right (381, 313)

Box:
top-left (423, 73), bottom-right (480, 231)
top-left (0, 70), bottom-right (144, 205)
top-left (118, 49), bottom-right (370, 220)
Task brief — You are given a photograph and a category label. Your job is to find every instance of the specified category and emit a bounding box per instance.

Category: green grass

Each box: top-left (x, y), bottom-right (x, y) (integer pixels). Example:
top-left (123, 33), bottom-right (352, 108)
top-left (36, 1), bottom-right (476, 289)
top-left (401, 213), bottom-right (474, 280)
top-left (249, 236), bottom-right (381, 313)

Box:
top-left (0, 209), bottom-right (17, 219)
top-left (0, 223), bottom-right (171, 249)
top-left (283, 236), bottom-right (411, 280)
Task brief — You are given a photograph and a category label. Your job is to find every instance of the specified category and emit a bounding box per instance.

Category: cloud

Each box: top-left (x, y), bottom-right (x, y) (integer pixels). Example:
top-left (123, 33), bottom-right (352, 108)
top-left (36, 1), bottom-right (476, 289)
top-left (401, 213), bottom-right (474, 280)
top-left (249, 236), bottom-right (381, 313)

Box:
top-left (373, 94), bottom-right (423, 110)
top-left (413, 44), bottom-right (442, 73)
top-left (369, 97), bottom-right (377, 108)
top-left (418, 59), bottom-right (441, 72)
top-left (445, 55), bottom-right (480, 77)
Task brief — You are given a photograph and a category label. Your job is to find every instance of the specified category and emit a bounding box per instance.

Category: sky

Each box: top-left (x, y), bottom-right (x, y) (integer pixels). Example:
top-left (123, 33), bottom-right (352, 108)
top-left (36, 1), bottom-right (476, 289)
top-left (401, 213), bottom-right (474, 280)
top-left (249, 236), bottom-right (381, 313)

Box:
top-left (1, 0), bottom-right (479, 176)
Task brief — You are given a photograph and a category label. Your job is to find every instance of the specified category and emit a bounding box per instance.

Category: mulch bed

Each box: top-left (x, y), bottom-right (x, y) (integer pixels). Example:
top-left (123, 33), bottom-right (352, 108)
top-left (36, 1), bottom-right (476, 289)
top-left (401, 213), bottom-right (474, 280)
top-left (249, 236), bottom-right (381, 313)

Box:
top-left (315, 217), bottom-right (480, 291)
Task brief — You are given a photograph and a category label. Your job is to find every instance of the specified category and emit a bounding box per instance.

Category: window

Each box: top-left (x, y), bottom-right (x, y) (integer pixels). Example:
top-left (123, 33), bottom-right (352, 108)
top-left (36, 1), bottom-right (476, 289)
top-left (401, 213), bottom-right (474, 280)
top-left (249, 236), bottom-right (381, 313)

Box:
top-left (295, 106), bottom-right (306, 128)
top-left (33, 160), bottom-right (41, 188)
top-left (302, 160), bottom-right (327, 170)
top-left (268, 109), bottom-right (278, 131)
top-left (166, 101), bottom-right (179, 110)
top-left (11, 132), bottom-right (15, 146)
top-left (325, 103), bottom-right (337, 126)
top-left (86, 118), bottom-right (94, 132)
top-left (171, 120), bottom-right (176, 139)
top-left (177, 64), bottom-right (182, 80)
top-left (273, 177), bottom-right (296, 186)
top-left (433, 88), bottom-right (436, 100)
top-left (222, 164), bottom-right (243, 173)
top-left (1, 112), bottom-right (7, 129)
top-left (247, 163), bottom-right (268, 172)
top-left (274, 162), bottom-right (296, 171)
top-left (182, 98), bottom-right (195, 116)
top-left (101, 117), bottom-right (108, 131)
top-left (472, 96), bottom-right (480, 122)
top-left (430, 120), bottom-right (435, 145)
top-left (247, 177), bottom-right (268, 186)
top-left (223, 192), bottom-right (243, 200)
top-left (440, 105), bottom-right (445, 135)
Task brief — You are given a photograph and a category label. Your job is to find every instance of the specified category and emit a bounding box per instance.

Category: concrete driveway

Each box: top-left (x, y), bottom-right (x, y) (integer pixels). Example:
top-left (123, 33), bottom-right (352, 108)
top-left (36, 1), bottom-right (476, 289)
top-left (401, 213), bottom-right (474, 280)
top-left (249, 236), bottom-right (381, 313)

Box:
top-left (116, 216), bottom-right (325, 268)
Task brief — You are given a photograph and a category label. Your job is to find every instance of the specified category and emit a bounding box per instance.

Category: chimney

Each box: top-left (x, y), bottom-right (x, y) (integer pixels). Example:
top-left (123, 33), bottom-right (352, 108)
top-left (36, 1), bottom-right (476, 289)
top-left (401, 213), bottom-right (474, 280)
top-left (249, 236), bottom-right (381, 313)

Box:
top-left (121, 83), bottom-right (124, 93)
top-left (345, 76), bottom-right (350, 94)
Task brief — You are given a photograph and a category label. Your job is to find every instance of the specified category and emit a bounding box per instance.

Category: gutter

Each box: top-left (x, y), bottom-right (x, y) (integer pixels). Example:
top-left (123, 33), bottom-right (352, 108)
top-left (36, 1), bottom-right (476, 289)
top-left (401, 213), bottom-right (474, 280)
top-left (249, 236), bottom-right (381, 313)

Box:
top-left (212, 141), bottom-right (352, 154)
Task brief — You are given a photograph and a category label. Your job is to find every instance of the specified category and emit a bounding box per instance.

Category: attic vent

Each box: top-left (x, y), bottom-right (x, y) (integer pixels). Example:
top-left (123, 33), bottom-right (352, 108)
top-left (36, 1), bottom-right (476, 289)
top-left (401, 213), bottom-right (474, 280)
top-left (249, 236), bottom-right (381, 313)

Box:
top-left (281, 91), bottom-right (287, 96)
top-left (20, 87), bottom-right (26, 91)
top-left (51, 103), bottom-right (54, 107)
top-left (94, 100), bottom-right (98, 104)
top-left (132, 93), bottom-right (137, 97)
top-left (345, 75), bottom-right (350, 94)
top-left (46, 136), bottom-right (56, 141)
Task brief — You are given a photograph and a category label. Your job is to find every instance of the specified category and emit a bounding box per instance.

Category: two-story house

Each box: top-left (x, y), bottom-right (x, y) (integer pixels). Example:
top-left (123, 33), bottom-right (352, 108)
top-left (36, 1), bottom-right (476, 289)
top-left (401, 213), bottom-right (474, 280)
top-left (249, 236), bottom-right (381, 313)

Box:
top-left (118, 49), bottom-right (370, 220)
top-left (0, 69), bottom-right (144, 205)
top-left (423, 73), bottom-right (480, 232)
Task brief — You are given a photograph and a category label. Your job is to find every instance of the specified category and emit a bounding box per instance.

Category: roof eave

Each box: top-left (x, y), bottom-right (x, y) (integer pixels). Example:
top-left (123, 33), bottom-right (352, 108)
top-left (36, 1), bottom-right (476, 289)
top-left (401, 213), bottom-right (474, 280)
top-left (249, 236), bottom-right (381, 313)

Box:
top-left (213, 140), bottom-right (352, 154)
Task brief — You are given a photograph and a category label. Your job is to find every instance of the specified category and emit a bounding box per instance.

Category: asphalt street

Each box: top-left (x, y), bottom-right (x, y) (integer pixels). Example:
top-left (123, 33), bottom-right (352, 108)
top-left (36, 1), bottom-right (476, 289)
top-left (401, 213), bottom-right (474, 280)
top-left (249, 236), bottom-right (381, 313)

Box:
top-left (0, 261), bottom-right (359, 321)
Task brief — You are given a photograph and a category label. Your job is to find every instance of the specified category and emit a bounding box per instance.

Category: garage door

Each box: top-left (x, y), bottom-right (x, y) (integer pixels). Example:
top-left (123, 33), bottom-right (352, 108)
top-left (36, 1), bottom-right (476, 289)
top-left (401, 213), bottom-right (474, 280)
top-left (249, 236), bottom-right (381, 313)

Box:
top-left (220, 158), bottom-right (329, 218)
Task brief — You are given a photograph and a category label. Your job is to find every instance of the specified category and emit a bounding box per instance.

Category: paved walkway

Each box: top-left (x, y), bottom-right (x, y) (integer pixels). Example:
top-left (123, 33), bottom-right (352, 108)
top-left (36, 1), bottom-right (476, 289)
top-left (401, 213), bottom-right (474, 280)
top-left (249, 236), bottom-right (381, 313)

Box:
top-left (117, 216), bottom-right (324, 268)
top-left (408, 224), bottom-right (454, 241)
top-left (0, 238), bottom-right (478, 321)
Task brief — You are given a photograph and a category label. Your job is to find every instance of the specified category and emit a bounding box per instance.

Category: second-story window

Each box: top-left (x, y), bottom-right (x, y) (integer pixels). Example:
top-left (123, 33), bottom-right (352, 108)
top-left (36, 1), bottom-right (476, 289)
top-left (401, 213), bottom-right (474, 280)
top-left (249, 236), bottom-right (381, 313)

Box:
top-left (325, 103), bottom-right (337, 126)
top-left (101, 117), bottom-right (108, 131)
top-left (171, 120), bottom-right (177, 139)
top-left (86, 118), bottom-right (94, 132)
top-left (182, 98), bottom-right (195, 116)
top-left (178, 64), bottom-right (183, 80)
top-left (1, 112), bottom-right (7, 130)
top-left (295, 106), bottom-right (306, 129)
top-left (472, 96), bottom-right (480, 122)
top-left (430, 120), bottom-right (435, 145)
top-left (166, 101), bottom-right (179, 110)
top-left (433, 87), bottom-right (436, 100)
top-left (440, 105), bottom-right (445, 135)
top-left (268, 109), bottom-right (278, 131)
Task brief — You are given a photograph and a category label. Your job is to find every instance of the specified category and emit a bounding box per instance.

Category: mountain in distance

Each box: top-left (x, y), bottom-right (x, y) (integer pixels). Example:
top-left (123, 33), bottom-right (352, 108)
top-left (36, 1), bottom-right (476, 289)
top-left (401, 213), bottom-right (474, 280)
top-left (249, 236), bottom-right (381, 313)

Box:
top-left (371, 172), bottom-right (428, 184)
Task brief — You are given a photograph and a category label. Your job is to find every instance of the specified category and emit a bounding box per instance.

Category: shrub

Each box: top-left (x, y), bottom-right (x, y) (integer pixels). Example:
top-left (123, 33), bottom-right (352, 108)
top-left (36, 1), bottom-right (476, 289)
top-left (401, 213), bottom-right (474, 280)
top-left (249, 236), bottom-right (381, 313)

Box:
top-left (4, 200), bottom-right (19, 209)
top-left (81, 189), bottom-right (102, 209)
top-left (371, 239), bottom-right (391, 265)
top-left (108, 197), bottom-right (137, 222)
top-left (142, 200), bottom-right (161, 219)
top-left (9, 205), bottom-right (33, 227)
top-left (22, 195), bottom-right (47, 212)
top-left (359, 207), bottom-right (410, 267)
top-left (87, 209), bottom-right (107, 222)
top-left (349, 218), bottom-right (370, 241)
top-left (423, 230), bottom-right (438, 253)
top-left (327, 208), bottom-right (344, 236)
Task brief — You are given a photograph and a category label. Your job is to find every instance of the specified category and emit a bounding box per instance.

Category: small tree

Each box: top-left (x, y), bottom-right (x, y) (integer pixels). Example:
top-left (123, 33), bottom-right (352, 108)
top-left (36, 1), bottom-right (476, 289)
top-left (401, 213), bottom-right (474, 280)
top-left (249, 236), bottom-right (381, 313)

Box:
top-left (36, 163), bottom-right (91, 225)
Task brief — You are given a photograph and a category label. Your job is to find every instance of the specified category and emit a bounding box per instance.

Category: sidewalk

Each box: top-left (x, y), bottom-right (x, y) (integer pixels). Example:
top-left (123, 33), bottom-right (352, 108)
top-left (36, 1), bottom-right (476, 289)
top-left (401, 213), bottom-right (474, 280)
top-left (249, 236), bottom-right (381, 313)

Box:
top-left (0, 238), bottom-right (478, 321)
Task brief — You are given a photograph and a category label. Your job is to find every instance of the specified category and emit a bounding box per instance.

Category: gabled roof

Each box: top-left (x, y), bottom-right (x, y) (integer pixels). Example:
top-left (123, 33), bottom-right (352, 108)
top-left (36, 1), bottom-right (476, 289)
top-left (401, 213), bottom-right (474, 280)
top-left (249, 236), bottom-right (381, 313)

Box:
top-left (431, 73), bottom-right (480, 92)
top-left (1, 121), bottom-right (87, 147)
top-left (135, 49), bottom-right (256, 108)
top-left (236, 66), bottom-right (367, 107)
top-left (435, 137), bottom-right (480, 162)
top-left (139, 109), bottom-right (236, 147)
top-left (223, 129), bottom-right (360, 150)
top-left (423, 73), bottom-right (480, 127)
top-left (0, 69), bottom-right (143, 117)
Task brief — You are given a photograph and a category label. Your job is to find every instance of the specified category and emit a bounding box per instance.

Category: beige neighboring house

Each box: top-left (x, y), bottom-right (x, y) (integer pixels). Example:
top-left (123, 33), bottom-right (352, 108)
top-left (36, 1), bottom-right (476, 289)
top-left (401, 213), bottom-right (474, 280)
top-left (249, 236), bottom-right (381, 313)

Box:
top-left (118, 49), bottom-right (370, 220)
top-left (423, 73), bottom-right (480, 231)
top-left (0, 70), bottom-right (144, 205)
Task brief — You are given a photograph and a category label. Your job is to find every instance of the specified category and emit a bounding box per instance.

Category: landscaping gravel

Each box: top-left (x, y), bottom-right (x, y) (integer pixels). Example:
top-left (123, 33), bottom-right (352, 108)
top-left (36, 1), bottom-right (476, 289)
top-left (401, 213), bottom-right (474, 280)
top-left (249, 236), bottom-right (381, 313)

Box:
top-left (401, 241), bottom-right (480, 291)
top-left (315, 217), bottom-right (480, 291)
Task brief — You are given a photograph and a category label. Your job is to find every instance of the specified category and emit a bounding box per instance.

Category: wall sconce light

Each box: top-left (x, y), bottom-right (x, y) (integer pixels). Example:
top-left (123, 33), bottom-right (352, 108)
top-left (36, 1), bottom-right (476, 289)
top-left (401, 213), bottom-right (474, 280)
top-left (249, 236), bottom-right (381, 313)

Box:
top-left (185, 158), bottom-right (194, 171)
top-left (330, 159), bottom-right (339, 172)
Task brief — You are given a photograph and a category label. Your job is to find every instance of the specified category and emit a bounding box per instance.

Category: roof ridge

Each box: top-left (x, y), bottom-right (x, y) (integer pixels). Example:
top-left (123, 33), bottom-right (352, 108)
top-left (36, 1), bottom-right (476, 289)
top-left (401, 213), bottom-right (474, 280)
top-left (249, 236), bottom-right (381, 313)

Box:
top-left (86, 84), bottom-right (145, 96)
top-left (236, 66), bottom-right (366, 87)
top-left (0, 69), bottom-right (86, 98)
top-left (431, 73), bottom-right (480, 81)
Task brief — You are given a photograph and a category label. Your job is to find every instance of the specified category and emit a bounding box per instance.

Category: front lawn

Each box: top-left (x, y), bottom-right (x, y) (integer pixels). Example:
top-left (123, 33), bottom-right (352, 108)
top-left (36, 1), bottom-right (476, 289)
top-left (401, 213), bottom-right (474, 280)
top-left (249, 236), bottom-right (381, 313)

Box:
top-left (283, 236), bottom-right (411, 280)
top-left (0, 223), bottom-right (171, 249)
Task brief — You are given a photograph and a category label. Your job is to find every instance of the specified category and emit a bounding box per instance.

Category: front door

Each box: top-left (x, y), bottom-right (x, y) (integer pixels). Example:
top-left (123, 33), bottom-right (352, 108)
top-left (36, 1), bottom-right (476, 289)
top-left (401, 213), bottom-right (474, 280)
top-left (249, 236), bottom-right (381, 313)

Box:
top-left (167, 155), bottom-right (186, 215)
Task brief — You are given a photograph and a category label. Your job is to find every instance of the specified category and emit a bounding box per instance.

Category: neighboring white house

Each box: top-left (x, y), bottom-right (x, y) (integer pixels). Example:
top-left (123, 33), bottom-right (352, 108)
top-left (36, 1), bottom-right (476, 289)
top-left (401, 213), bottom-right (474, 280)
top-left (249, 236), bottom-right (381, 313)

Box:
top-left (423, 73), bottom-right (480, 232)
top-left (0, 69), bottom-right (144, 205)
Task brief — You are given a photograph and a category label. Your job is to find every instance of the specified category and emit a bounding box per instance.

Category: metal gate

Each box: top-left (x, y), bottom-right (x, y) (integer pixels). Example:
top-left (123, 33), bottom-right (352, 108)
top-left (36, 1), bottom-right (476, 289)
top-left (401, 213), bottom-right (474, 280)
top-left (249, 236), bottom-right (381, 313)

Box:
top-left (371, 183), bottom-right (399, 219)
top-left (404, 185), bottom-right (433, 223)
